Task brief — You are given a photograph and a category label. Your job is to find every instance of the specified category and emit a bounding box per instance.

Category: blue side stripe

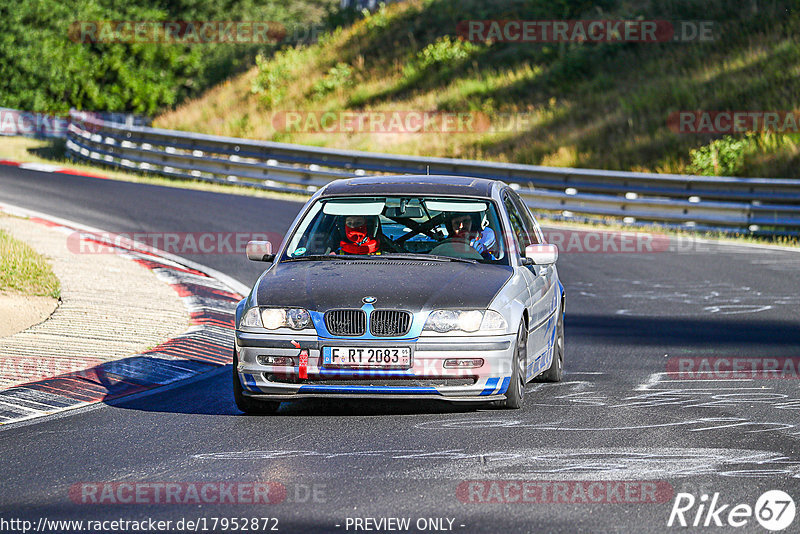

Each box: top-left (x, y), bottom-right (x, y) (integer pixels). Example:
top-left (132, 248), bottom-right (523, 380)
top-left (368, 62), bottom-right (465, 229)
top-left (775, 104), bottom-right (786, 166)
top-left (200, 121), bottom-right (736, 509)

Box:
top-left (497, 376), bottom-right (511, 395)
top-left (479, 377), bottom-right (499, 396)
top-left (547, 320), bottom-right (558, 365)
top-left (297, 385), bottom-right (437, 394)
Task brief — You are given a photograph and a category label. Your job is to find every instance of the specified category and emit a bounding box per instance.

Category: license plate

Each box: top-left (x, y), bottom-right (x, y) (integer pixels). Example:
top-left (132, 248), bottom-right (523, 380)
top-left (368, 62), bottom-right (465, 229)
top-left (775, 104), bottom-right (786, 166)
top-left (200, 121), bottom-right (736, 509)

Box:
top-left (323, 346), bottom-right (412, 368)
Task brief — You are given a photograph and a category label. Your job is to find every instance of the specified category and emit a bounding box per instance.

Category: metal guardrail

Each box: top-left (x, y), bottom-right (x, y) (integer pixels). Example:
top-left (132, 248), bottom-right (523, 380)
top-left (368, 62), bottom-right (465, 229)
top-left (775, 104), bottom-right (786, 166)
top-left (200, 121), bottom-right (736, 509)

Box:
top-left (65, 111), bottom-right (800, 234)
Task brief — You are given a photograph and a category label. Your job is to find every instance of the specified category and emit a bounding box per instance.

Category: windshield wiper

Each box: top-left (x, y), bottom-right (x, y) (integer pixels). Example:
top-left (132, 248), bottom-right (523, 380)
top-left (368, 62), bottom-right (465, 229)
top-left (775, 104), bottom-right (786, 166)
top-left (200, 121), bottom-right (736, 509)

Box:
top-left (283, 254), bottom-right (367, 262)
top-left (380, 253), bottom-right (478, 264)
top-left (284, 253), bottom-right (478, 264)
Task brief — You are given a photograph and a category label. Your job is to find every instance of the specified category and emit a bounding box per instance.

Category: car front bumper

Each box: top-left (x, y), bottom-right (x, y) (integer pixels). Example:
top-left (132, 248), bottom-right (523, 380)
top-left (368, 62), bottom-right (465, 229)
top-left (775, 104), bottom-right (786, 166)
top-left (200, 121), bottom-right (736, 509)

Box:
top-left (235, 331), bottom-right (516, 402)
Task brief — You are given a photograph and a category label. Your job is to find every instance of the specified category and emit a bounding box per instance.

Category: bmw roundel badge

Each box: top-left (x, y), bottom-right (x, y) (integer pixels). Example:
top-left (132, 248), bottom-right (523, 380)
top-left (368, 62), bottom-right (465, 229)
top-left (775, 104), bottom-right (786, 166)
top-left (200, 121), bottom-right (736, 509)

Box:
top-left (362, 296), bottom-right (377, 304)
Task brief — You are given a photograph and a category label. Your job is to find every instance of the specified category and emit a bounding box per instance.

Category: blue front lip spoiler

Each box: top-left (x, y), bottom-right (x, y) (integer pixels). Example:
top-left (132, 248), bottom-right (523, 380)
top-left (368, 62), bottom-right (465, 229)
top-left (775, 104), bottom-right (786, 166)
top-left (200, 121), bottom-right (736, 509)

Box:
top-left (297, 385), bottom-right (437, 394)
top-left (295, 376), bottom-right (511, 396)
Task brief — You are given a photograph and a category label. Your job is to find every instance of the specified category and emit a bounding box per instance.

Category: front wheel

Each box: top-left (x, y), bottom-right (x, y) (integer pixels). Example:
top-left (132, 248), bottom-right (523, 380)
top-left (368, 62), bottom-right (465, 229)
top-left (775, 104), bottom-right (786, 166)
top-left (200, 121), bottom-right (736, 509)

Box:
top-left (233, 349), bottom-right (280, 414)
top-left (496, 321), bottom-right (527, 409)
top-left (541, 314), bottom-right (564, 382)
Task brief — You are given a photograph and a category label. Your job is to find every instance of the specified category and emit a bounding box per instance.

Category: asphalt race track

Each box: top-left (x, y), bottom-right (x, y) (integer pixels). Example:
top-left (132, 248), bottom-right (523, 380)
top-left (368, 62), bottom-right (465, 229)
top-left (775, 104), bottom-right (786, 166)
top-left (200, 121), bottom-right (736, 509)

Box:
top-left (2, 166), bottom-right (800, 533)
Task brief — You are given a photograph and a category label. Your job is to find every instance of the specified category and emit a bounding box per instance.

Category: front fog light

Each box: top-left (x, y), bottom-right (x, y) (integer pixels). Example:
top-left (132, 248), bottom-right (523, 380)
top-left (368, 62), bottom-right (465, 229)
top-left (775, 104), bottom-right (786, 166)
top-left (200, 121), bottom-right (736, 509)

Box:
top-left (261, 308), bottom-right (286, 330)
top-left (257, 355), bottom-right (294, 366)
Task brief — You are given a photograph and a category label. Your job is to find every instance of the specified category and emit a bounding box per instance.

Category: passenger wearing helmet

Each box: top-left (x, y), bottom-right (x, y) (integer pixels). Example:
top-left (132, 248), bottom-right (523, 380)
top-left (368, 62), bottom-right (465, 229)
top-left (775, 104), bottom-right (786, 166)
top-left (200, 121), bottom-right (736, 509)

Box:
top-left (337, 215), bottom-right (380, 255)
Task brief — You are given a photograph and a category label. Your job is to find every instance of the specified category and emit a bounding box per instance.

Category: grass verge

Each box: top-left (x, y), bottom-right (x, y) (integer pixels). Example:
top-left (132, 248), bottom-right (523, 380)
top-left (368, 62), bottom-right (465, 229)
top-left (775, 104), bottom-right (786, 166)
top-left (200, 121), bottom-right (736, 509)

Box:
top-left (0, 222), bottom-right (61, 298)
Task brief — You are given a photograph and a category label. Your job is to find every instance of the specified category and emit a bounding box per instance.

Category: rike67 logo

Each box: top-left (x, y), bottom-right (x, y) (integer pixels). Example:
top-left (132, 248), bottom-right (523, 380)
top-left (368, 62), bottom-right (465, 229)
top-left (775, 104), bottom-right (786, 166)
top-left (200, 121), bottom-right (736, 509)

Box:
top-left (668, 490), bottom-right (795, 531)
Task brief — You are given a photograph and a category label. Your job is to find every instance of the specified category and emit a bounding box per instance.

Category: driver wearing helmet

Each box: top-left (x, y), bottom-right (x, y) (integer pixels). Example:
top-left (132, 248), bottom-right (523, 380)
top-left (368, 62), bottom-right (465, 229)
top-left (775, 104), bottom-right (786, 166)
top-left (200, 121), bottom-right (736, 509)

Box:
top-left (431, 212), bottom-right (498, 260)
top-left (470, 226), bottom-right (498, 260)
top-left (336, 215), bottom-right (380, 255)
top-left (430, 212), bottom-right (483, 260)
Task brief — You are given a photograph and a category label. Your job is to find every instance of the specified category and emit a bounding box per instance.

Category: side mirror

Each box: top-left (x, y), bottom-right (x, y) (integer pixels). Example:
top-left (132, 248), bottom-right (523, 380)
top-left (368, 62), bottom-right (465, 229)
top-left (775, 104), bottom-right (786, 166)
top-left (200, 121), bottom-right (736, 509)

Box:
top-left (246, 241), bottom-right (275, 262)
top-left (524, 244), bottom-right (558, 265)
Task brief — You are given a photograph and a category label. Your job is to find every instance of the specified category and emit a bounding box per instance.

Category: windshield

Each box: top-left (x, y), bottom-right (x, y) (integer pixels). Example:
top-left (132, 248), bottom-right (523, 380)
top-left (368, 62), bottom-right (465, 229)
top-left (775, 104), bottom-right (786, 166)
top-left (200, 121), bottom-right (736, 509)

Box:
top-left (283, 196), bottom-right (508, 265)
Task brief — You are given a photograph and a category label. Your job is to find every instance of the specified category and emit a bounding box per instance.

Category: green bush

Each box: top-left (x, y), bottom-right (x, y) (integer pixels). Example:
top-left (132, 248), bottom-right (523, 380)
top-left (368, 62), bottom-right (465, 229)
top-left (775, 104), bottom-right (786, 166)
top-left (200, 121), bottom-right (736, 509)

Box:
top-left (402, 36), bottom-right (481, 82)
top-left (251, 51), bottom-right (296, 108)
top-left (0, 0), bottom-right (336, 114)
top-left (310, 62), bottom-right (355, 99)
top-left (690, 133), bottom-right (800, 176)
top-left (689, 135), bottom-right (754, 176)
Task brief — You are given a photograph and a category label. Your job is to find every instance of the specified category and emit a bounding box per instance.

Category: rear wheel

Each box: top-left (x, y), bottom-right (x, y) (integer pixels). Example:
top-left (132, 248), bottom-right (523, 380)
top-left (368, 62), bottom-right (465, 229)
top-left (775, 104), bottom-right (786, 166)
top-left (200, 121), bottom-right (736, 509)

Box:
top-left (496, 321), bottom-right (527, 409)
top-left (541, 314), bottom-right (564, 382)
top-left (233, 349), bottom-right (280, 414)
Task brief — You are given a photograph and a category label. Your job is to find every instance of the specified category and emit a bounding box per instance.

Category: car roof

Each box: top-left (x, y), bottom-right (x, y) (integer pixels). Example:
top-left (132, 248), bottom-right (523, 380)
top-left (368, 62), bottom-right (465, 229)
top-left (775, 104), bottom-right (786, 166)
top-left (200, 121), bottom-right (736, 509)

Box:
top-left (319, 175), bottom-right (502, 198)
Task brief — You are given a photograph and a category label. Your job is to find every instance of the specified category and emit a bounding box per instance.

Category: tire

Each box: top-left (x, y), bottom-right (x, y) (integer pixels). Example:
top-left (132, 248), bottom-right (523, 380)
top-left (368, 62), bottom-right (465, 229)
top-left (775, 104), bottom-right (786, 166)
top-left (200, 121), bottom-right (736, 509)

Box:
top-left (541, 314), bottom-right (564, 382)
top-left (496, 321), bottom-right (527, 409)
top-left (232, 349), bottom-right (280, 414)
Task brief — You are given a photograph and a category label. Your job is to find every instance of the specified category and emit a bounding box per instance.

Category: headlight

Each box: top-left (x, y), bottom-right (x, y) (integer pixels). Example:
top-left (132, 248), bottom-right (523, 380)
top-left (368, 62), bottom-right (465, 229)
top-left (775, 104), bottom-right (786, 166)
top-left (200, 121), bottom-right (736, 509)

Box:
top-left (239, 307), bottom-right (313, 330)
top-left (261, 309), bottom-right (286, 330)
top-left (480, 310), bottom-right (507, 331)
top-left (286, 308), bottom-right (312, 329)
top-left (423, 310), bottom-right (507, 333)
top-left (240, 307), bottom-right (262, 328)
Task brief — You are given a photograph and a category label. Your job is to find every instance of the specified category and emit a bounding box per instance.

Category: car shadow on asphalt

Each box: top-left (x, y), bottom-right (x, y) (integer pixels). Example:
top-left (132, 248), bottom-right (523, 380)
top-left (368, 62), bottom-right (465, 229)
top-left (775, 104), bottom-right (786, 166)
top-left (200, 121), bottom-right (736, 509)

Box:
top-left (106, 365), bottom-right (487, 417)
top-left (102, 314), bottom-right (800, 418)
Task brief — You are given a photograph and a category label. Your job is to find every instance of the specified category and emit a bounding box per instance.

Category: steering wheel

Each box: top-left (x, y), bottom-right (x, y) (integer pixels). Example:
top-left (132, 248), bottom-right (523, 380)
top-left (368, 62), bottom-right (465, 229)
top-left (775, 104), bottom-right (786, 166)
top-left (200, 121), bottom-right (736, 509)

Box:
top-left (430, 238), bottom-right (483, 260)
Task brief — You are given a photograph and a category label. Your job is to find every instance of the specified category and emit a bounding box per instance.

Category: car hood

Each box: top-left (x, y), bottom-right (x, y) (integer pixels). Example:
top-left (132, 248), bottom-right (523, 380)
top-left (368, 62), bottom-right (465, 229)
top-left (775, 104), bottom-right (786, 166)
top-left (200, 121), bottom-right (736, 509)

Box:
top-left (255, 260), bottom-right (513, 311)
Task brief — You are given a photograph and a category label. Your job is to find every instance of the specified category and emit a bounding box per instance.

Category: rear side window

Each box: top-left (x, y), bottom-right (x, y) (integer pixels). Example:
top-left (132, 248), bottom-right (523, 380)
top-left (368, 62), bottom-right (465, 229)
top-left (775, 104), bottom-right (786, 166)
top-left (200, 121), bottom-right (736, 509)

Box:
top-left (509, 191), bottom-right (543, 244)
top-left (502, 194), bottom-right (533, 255)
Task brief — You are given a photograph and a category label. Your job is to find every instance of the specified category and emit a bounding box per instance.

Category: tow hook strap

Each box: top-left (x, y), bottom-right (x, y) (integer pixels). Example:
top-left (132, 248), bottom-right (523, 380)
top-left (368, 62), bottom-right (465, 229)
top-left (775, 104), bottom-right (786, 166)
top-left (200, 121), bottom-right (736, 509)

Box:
top-left (291, 340), bottom-right (309, 380)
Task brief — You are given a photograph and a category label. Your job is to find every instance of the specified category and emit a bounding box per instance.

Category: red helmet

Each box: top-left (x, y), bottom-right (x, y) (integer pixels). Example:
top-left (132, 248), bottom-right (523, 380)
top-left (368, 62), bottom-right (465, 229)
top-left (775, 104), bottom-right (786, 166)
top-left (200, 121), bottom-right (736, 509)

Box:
top-left (340, 215), bottom-right (379, 254)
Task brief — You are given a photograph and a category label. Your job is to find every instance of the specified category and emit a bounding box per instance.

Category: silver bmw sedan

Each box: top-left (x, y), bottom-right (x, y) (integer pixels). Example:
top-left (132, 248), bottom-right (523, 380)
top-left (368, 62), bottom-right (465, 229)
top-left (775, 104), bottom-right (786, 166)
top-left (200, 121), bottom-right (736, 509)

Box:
top-left (234, 175), bottom-right (565, 413)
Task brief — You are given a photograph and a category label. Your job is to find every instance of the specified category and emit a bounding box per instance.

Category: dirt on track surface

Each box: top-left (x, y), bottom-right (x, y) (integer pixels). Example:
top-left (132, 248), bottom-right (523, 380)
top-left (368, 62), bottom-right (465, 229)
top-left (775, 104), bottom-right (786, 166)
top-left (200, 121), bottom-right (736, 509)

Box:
top-left (0, 292), bottom-right (57, 338)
